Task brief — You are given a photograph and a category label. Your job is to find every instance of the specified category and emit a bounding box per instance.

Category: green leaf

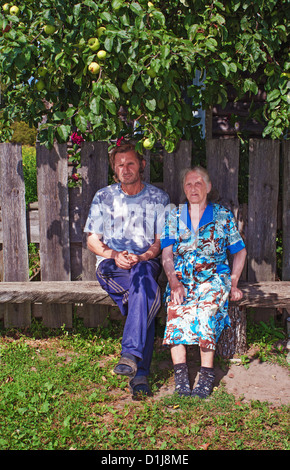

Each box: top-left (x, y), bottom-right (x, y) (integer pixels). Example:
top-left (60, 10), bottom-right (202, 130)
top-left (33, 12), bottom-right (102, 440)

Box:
top-left (89, 97), bottom-right (100, 114)
top-left (144, 97), bottom-right (156, 112)
top-left (130, 2), bottom-right (143, 15)
top-left (106, 82), bottom-right (120, 99)
top-left (267, 89), bottom-right (280, 102)
top-left (57, 124), bottom-right (70, 142)
top-left (74, 113), bottom-right (88, 132)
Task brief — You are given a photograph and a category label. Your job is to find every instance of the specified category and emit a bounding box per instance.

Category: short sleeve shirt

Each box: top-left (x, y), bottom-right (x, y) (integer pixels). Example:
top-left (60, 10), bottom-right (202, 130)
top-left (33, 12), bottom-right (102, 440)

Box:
top-left (161, 202), bottom-right (246, 283)
top-left (84, 182), bottom-right (170, 267)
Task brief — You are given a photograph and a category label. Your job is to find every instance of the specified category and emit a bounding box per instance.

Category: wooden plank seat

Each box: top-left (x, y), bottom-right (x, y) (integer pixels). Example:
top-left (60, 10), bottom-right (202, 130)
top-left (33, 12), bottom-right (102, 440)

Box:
top-left (0, 281), bottom-right (289, 309)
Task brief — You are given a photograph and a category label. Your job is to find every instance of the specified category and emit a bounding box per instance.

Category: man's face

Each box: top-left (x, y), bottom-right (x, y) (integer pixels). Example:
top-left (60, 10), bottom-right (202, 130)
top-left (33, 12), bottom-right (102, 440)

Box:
top-left (114, 151), bottom-right (145, 185)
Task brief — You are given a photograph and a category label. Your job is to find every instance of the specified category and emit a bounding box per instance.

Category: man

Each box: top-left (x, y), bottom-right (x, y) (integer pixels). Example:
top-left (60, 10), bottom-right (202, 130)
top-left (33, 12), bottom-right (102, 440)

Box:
top-left (84, 139), bottom-right (170, 398)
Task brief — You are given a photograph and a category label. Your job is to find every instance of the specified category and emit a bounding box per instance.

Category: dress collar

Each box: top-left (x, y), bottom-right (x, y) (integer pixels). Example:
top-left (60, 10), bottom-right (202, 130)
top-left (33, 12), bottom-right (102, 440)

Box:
top-left (180, 201), bottom-right (213, 233)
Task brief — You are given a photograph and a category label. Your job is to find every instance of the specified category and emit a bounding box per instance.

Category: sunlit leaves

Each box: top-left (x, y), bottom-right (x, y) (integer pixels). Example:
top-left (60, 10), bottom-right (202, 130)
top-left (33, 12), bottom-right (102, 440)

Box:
top-left (0, 0), bottom-right (289, 148)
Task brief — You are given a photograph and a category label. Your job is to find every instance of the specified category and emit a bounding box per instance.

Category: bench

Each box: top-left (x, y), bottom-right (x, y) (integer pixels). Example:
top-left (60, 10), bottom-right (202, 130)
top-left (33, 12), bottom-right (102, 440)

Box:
top-left (0, 280), bottom-right (289, 308)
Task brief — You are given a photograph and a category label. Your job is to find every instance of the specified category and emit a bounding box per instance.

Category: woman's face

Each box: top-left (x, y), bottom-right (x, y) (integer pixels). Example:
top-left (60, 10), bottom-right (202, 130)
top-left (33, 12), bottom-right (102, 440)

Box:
top-left (183, 170), bottom-right (211, 206)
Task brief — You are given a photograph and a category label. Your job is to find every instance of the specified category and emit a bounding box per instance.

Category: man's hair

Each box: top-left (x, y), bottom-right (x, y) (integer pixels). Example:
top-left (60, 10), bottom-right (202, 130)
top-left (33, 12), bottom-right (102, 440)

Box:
top-left (109, 139), bottom-right (145, 182)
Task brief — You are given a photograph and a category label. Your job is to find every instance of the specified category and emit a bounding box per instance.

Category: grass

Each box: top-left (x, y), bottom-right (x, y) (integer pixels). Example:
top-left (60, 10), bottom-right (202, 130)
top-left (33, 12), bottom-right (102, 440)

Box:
top-left (0, 316), bottom-right (289, 451)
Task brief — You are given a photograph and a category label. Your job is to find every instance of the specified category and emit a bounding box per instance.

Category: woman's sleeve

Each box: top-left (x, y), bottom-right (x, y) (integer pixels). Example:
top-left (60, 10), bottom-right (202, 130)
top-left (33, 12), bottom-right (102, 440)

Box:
top-left (226, 211), bottom-right (246, 254)
top-left (160, 207), bottom-right (178, 250)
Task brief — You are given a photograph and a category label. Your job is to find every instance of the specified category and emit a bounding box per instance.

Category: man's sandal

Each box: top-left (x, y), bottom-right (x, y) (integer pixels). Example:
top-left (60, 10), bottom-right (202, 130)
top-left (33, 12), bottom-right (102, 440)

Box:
top-left (129, 375), bottom-right (152, 400)
top-left (113, 353), bottom-right (138, 377)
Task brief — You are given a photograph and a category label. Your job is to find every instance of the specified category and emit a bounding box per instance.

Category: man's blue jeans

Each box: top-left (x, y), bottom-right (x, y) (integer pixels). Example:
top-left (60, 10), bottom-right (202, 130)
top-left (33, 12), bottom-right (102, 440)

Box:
top-left (96, 258), bottom-right (162, 377)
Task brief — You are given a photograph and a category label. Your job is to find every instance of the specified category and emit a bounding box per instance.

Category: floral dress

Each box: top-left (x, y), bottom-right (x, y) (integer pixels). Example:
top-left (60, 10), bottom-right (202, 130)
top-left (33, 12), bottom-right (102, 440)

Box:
top-left (160, 202), bottom-right (246, 350)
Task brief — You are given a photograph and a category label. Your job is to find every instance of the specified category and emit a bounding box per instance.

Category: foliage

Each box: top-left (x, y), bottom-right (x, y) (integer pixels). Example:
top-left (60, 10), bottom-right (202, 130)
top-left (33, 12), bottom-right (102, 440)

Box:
top-left (22, 145), bottom-right (37, 205)
top-left (0, 0), bottom-right (289, 152)
top-left (10, 121), bottom-right (37, 145)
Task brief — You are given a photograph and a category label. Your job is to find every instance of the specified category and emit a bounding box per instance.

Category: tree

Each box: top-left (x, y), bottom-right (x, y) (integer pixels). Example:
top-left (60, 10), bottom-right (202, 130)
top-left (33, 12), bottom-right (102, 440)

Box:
top-left (0, 0), bottom-right (289, 152)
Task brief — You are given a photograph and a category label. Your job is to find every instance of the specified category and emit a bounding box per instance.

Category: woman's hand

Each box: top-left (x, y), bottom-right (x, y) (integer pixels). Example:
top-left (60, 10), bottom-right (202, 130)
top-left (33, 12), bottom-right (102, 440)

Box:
top-left (230, 286), bottom-right (243, 301)
top-left (170, 280), bottom-right (186, 304)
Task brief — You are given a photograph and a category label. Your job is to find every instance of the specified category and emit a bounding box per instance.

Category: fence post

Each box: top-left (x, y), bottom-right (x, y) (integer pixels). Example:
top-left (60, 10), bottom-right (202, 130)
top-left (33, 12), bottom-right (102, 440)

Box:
top-left (36, 142), bottom-right (72, 328)
top-left (206, 138), bottom-right (247, 358)
top-left (248, 138), bottom-right (280, 322)
top-left (81, 141), bottom-right (109, 326)
top-left (163, 140), bottom-right (192, 205)
top-left (206, 138), bottom-right (240, 217)
top-left (282, 140), bottom-right (290, 281)
top-left (0, 143), bottom-right (31, 327)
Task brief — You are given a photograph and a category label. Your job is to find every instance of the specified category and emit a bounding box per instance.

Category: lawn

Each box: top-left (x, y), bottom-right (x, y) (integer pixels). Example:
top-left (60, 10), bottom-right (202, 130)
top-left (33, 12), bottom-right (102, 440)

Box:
top-left (0, 316), bottom-right (289, 451)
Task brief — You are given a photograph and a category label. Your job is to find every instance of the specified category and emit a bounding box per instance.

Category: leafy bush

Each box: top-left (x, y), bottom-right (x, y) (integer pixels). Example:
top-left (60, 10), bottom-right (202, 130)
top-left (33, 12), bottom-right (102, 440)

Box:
top-left (22, 145), bottom-right (37, 205)
top-left (11, 121), bottom-right (37, 146)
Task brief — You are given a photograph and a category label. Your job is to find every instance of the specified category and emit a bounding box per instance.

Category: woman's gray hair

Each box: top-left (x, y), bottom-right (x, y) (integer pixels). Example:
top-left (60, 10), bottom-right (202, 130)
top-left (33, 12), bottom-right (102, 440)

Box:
top-left (180, 165), bottom-right (211, 188)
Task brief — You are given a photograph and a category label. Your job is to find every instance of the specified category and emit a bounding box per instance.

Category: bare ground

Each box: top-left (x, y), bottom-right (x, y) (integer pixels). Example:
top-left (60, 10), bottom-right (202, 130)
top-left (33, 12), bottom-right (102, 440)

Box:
top-left (152, 346), bottom-right (290, 406)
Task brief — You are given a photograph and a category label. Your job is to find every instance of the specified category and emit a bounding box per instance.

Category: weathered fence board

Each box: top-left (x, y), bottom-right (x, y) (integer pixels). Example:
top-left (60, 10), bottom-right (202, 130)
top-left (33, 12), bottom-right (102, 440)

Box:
top-left (282, 140), bottom-right (290, 282)
top-left (247, 139), bottom-right (280, 322)
top-left (80, 141), bottom-right (109, 327)
top-left (0, 143), bottom-right (30, 327)
top-left (36, 142), bottom-right (72, 328)
top-left (163, 140), bottom-right (193, 205)
top-left (206, 139), bottom-right (240, 216)
top-left (207, 138), bottom-right (247, 357)
top-left (248, 139), bottom-right (280, 282)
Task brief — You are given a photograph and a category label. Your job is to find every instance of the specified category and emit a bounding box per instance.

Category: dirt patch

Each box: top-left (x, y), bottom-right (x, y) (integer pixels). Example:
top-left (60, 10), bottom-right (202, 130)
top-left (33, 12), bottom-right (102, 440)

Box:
top-left (219, 359), bottom-right (290, 406)
top-left (152, 348), bottom-right (290, 407)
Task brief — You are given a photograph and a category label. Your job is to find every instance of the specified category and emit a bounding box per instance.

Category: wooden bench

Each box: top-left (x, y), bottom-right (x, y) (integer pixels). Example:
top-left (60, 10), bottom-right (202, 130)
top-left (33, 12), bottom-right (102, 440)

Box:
top-left (0, 280), bottom-right (289, 308)
top-left (1, 280), bottom-right (289, 359)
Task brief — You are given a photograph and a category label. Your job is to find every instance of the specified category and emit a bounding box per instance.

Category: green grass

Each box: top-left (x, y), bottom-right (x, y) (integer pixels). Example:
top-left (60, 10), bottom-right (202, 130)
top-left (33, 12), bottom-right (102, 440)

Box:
top-left (0, 317), bottom-right (289, 451)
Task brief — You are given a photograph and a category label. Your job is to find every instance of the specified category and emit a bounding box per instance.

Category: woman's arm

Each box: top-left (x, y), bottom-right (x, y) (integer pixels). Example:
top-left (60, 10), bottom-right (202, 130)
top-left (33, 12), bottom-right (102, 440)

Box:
top-left (230, 247), bottom-right (247, 301)
top-left (162, 245), bottom-right (185, 304)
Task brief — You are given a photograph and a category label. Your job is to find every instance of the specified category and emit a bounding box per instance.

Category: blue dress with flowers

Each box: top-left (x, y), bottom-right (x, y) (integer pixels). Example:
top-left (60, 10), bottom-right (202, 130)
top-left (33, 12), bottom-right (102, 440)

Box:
top-left (160, 202), bottom-right (245, 350)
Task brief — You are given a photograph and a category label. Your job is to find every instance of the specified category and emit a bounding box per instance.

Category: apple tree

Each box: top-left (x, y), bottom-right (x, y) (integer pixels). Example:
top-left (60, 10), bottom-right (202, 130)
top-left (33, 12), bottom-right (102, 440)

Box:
top-left (0, 0), bottom-right (289, 153)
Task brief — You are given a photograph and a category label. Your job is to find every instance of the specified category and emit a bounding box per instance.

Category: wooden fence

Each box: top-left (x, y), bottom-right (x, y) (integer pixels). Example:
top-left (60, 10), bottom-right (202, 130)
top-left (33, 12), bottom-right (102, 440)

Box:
top-left (0, 139), bottom-right (289, 337)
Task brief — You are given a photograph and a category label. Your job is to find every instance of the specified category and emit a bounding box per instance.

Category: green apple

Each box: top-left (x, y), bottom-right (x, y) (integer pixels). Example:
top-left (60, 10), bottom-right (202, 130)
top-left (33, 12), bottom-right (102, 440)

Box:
top-left (44, 24), bottom-right (56, 35)
top-left (3, 3), bottom-right (10, 13)
top-left (10, 5), bottom-right (20, 16)
top-left (97, 26), bottom-right (106, 37)
top-left (88, 62), bottom-right (100, 74)
top-left (121, 82), bottom-right (130, 93)
top-left (36, 80), bottom-right (45, 91)
top-left (88, 37), bottom-right (100, 51)
top-left (97, 50), bottom-right (107, 60)
top-left (146, 67), bottom-right (156, 78)
top-left (143, 137), bottom-right (154, 150)
top-left (157, 98), bottom-right (165, 110)
top-left (38, 66), bottom-right (48, 77)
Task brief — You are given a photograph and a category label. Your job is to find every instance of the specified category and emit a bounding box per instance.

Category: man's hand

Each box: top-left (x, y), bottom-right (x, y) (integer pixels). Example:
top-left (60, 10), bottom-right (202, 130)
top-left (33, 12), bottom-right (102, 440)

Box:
top-left (114, 251), bottom-right (142, 269)
top-left (114, 251), bottom-right (134, 269)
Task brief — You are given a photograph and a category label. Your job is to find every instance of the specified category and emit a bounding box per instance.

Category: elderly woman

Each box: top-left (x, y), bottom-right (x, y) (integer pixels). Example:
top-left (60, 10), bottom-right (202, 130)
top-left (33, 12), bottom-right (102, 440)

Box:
top-left (161, 166), bottom-right (247, 398)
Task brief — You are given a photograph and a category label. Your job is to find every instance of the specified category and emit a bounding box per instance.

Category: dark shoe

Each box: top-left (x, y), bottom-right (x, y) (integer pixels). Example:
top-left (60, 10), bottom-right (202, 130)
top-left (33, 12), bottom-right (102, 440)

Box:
top-left (129, 375), bottom-right (152, 400)
top-left (191, 367), bottom-right (215, 399)
top-left (114, 353), bottom-right (138, 377)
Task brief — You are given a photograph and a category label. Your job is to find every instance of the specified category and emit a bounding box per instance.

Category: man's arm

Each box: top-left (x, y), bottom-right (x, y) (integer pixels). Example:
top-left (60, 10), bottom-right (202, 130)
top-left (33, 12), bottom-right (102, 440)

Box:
top-left (128, 234), bottom-right (161, 265)
top-left (87, 232), bottom-right (132, 269)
